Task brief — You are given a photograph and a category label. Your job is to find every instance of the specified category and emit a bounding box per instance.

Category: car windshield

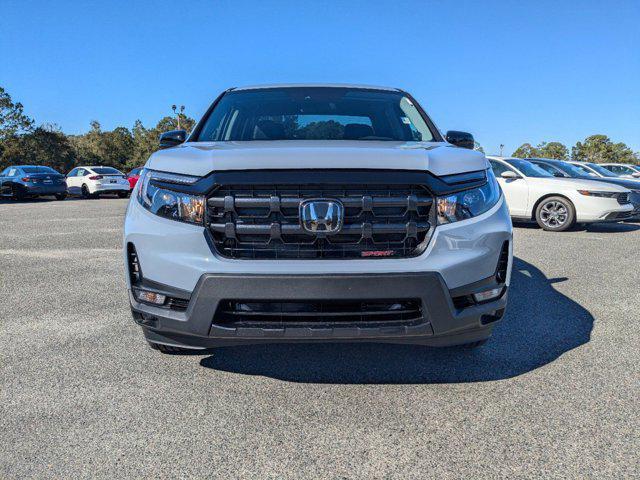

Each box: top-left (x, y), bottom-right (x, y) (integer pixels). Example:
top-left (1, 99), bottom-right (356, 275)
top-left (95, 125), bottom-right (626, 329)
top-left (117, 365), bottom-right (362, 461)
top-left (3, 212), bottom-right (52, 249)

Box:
top-left (92, 167), bottom-right (123, 175)
top-left (553, 161), bottom-right (593, 177)
top-left (21, 166), bottom-right (59, 174)
top-left (584, 163), bottom-right (618, 177)
top-left (506, 159), bottom-right (553, 177)
top-left (568, 163), bottom-right (597, 176)
top-left (196, 87), bottom-right (437, 142)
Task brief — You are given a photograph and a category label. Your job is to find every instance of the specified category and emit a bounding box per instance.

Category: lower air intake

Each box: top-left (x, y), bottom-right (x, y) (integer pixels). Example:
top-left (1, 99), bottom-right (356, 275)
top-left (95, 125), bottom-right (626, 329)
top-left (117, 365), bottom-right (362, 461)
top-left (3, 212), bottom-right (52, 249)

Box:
top-left (495, 241), bottom-right (509, 283)
top-left (215, 299), bottom-right (423, 326)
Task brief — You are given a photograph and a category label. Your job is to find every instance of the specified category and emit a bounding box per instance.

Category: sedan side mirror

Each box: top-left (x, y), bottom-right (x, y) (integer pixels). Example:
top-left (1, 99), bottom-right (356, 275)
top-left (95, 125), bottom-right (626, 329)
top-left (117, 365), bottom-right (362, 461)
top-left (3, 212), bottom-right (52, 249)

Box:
top-left (445, 130), bottom-right (475, 149)
top-left (632, 172), bottom-right (640, 178)
top-left (500, 171), bottom-right (520, 179)
top-left (159, 130), bottom-right (187, 148)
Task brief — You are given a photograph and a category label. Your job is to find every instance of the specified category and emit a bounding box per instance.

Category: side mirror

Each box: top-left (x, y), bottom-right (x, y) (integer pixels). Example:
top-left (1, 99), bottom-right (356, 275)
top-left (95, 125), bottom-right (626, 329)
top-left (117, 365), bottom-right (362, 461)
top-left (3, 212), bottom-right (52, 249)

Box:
top-left (500, 171), bottom-right (519, 179)
top-left (159, 130), bottom-right (187, 148)
top-left (445, 130), bottom-right (475, 149)
top-left (632, 172), bottom-right (640, 178)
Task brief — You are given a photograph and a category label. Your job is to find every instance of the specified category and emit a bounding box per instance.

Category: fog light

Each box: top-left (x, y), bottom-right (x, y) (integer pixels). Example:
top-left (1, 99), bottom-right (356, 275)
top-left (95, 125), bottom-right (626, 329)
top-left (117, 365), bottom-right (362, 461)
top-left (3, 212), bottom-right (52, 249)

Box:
top-left (473, 287), bottom-right (503, 303)
top-left (135, 289), bottom-right (166, 305)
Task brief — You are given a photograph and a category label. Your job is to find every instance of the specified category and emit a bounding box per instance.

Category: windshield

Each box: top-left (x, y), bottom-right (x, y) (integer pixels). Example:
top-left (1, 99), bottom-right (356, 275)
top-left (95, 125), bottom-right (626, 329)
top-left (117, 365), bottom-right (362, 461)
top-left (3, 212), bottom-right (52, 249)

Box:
top-left (569, 163), bottom-right (598, 176)
top-left (92, 167), bottom-right (123, 175)
top-left (195, 87), bottom-right (437, 142)
top-left (554, 161), bottom-right (593, 177)
top-left (21, 166), bottom-right (59, 174)
top-left (584, 163), bottom-right (618, 177)
top-left (506, 159), bottom-right (553, 177)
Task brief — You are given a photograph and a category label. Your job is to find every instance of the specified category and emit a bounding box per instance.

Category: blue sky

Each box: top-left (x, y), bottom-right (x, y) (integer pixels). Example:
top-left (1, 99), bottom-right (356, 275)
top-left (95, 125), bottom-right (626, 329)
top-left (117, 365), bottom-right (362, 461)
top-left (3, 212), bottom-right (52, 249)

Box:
top-left (2, 0), bottom-right (639, 155)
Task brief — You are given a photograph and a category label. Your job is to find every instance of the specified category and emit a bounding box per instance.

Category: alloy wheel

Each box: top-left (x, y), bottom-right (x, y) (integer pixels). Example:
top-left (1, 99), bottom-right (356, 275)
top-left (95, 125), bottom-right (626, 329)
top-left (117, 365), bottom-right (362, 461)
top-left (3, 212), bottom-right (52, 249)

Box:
top-left (540, 201), bottom-right (568, 228)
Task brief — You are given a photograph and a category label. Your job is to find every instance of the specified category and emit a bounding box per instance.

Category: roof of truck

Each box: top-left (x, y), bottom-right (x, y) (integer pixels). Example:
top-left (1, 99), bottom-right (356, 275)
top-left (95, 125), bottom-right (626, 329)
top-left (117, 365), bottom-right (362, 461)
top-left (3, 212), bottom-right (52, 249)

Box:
top-left (232, 83), bottom-right (401, 92)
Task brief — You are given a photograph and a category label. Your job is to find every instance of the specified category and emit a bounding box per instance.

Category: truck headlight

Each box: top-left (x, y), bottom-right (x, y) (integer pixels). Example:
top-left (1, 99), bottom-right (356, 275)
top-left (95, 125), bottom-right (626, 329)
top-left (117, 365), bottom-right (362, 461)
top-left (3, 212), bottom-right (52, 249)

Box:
top-left (437, 168), bottom-right (501, 225)
top-left (137, 169), bottom-right (205, 225)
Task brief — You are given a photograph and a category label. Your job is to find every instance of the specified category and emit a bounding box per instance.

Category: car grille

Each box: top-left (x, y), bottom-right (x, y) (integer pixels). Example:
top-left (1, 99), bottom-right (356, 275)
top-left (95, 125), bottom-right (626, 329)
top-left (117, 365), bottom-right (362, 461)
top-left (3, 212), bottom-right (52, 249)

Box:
top-left (617, 192), bottom-right (630, 205)
top-left (215, 299), bottom-right (423, 326)
top-left (206, 184), bottom-right (435, 259)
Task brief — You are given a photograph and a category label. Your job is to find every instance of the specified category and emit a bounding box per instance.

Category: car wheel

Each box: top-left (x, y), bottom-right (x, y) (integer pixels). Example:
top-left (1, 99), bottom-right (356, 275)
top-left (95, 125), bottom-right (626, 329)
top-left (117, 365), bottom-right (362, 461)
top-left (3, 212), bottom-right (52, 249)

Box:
top-left (81, 184), bottom-right (98, 199)
top-left (117, 191), bottom-right (129, 199)
top-left (535, 196), bottom-right (576, 232)
top-left (147, 341), bottom-right (189, 354)
top-left (55, 193), bottom-right (67, 201)
top-left (11, 185), bottom-right (26, 201)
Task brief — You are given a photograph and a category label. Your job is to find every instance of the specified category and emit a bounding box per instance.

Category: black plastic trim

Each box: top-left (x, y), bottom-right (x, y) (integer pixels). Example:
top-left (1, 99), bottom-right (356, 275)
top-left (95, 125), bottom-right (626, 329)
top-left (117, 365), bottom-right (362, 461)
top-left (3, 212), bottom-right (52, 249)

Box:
top-left (152, 168), bottom-right (488, 197)
top-left (131, 272), bottom-right (508, 347)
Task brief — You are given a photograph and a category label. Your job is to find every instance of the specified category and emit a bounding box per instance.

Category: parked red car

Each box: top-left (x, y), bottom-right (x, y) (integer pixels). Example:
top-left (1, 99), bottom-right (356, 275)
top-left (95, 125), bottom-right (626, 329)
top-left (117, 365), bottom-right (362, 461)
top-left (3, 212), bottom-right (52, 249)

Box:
top-left (127, 167), bottom-right (143, 189)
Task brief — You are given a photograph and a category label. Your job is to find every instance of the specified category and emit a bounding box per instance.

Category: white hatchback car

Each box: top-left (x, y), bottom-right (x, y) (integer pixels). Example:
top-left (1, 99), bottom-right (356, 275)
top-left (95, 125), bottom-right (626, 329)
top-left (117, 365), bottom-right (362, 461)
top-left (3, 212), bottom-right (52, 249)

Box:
top-left (66, 166), bottom-right (131, 198)
top-left (487, 156), bottom-right (634, 231)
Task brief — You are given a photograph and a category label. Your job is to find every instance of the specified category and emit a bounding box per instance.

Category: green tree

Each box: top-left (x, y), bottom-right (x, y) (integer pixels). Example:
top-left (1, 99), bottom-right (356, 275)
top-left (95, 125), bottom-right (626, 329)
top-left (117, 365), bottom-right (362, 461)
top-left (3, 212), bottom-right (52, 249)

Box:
top-left (128, 115), bottom-right (196, 168)
top-left (513, 141), bottom-right (569, 159)
top-left (70, 121), bottom-right (136, 170)
top-left (0, 87), bottom-right (34, 140)
top-left (512, 143), bottom-right (539, 158)
top-left (572, 134), bottom-right (638, 164)
top-left (130, 120), bottom-right (157, 168)
top-left (537, 141), bottom-right (569, 160)
top-left (0, 124), bottom-right (76, 172)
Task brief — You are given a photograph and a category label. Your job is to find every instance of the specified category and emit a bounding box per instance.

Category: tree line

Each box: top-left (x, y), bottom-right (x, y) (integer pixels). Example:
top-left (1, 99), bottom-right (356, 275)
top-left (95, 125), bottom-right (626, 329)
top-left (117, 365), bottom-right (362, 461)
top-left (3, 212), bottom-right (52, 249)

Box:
top-left (0, 86), bottom-right (195, 173)
top-left (512, 137), bottom-right (638, 163)
top-left (1, 86), bottom-right (638, 173)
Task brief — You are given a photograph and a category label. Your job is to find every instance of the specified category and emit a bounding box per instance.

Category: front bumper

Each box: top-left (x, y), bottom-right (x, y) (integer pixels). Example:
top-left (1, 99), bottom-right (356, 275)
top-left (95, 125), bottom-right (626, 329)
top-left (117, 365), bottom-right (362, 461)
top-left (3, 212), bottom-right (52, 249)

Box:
top-left (577, 198), bottom-right (634, 222)
top-left (131, 272), bottom-right (508, 348)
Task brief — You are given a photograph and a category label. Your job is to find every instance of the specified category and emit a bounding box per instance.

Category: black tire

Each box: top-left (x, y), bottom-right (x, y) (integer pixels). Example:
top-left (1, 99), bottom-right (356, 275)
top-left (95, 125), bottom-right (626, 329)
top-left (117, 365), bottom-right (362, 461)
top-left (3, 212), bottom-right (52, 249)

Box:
top-left (81, 184), bottom-right (91, 198)
top-left (117, 191), bottom-right (129, 199)
top-left (55, 193), bottom-right (67, 201)
top-left (535, 196), bottom-right (576, 232)
top-left (147, 341), bottom-right (189, 354)
top-left (11, 185), bottom-right (26, 201)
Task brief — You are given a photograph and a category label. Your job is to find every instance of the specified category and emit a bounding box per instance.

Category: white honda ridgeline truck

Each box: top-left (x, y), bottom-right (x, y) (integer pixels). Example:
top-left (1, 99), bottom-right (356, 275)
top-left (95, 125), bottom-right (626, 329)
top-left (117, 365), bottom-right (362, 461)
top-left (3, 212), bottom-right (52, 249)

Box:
top-left (124, 84), bottom-right (513, 353)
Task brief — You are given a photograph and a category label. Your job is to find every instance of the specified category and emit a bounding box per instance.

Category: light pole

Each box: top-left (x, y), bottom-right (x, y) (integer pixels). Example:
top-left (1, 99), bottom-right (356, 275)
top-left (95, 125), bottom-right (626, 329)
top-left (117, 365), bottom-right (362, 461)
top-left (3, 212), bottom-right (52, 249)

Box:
top-left (499, 144), bottom-right (504, 156)
top-left (172, 104), bottom-right (185, 130)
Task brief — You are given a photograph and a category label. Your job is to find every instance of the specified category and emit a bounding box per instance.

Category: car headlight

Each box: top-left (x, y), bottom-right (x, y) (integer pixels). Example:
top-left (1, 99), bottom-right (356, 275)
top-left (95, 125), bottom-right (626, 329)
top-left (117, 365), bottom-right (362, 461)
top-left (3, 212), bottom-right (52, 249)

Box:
top-left (577, 190), bottom-right (619, 198)
top-left (437, 168), bottom-right (501, 225)
top-left (137, 169), bottom-right (205, 224)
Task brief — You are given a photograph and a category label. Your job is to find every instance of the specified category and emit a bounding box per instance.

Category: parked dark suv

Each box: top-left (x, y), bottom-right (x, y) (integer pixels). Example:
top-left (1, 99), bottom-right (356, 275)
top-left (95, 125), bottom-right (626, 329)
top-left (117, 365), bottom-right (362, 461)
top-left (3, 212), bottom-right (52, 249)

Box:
top-left (0, 165), bottom-right (67, 200)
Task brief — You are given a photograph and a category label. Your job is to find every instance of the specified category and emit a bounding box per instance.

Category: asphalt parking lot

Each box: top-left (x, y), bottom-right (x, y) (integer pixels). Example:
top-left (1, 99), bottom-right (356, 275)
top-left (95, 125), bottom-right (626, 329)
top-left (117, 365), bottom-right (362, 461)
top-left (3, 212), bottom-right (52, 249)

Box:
top-left (1, 197), bottom-right (638, 478)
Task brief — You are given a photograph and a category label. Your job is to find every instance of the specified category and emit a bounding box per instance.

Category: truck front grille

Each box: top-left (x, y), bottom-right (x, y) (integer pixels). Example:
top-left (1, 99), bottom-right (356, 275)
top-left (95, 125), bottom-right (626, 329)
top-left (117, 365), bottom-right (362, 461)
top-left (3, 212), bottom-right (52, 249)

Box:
top-left (206, 184), bottom-right (435, 259)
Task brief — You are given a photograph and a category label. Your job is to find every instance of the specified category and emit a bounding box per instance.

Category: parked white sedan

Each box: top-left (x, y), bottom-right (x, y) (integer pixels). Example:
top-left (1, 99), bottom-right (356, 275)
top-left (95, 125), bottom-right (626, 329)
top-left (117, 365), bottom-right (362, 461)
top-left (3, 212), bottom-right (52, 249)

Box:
top-left (66, 166), bottom-right (130, 198)
top-left (487, 156), bottom-right (634, 231)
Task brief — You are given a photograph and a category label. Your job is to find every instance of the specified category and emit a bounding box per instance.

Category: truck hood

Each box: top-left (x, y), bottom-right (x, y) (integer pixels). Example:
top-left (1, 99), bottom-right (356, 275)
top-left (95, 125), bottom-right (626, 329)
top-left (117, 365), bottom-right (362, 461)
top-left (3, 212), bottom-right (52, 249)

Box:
top-left (146, 140), bottom-right (488, 177)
